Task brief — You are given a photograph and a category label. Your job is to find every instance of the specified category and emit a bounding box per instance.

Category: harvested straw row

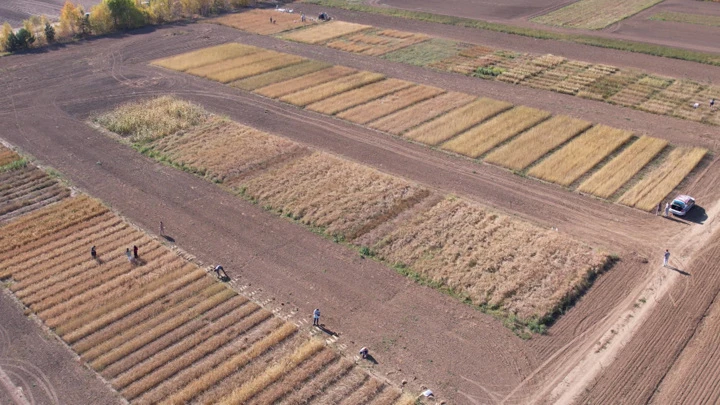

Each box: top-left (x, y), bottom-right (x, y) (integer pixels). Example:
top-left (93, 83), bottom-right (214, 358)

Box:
top-left (151, 43), bottom-right (258, 72)
top-left (578, 136), bottom-right (667, 198)
top-left (441, 106), bottom-right (551, 158)
top-left (369, 91), bottom-right (476, 135)
top-left (485, 115), bottom-right (592, 171)
top-left (255, 66), bottom-right (357, 99)
top-left (283, 21), bottom-right (371, 44)
top-left (337, 85), bottom-right (445, 124)
top-left (277, 357), bottom-right (354, 404)
top-left (100, 295), bottom-right (252, 379)
top-left (404, 98), bottom-right (512, 145)
top-left (207, 54), bottom-right (306, 84)
top-left (231, 60), bottom-right (331, 91)
top-left (307, 78), bottom-right (414, 115)
top-left (280, 71), bottom-right (385, 107)
top-left (619, 147), bottom-right (706, 211)
top-left (158, 322), bottom-right (297, 404)
top-left (528, 125), bottom-right (633, 186)
top-left (186, 50), bottom-right (281, 78)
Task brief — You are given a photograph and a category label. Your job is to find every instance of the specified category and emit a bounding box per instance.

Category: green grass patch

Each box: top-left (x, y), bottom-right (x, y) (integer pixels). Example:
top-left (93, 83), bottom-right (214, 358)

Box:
top-left (650, 11), bottom-right (720, 27)
top-left (0, 159), bottom-right (27, 172)
top-left (304, 0), bottom-right (720, 66)
top-left (382, 38), bottom-right (462, 66)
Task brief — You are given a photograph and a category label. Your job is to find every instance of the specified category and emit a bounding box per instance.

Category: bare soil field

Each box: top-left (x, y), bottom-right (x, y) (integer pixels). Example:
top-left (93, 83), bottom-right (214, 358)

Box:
top-left (358, 0), bottom-right (720, 53)
top-left (2, 19), bottom-right (720, 404)
top-left (0, 0), bottom-right (97, 27)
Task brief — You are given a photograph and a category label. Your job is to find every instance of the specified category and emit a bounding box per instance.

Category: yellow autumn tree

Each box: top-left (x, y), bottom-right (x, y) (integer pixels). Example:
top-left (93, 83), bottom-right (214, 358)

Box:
top-left (59, 1), bottom-right (85, 38)
top-left (0, 22), bottom-right (13, 52)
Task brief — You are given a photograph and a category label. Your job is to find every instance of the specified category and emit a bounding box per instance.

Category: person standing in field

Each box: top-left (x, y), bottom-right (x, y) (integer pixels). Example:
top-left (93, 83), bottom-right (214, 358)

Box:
top-left (656, 202), bottom-right (661, 216)
top-left (665, 202), bottom-right (670, 217)
top-left (126, 248), bottom-right (134, 264)
top-left (133, 245), bottom-right (139, 259)
top-left (663, 249), bottom-right (670, 267)
top-left (313, 308), bottom-right (320, 326)
top-left (91, 246), bottom-right (97, 260)
top-left (160, 221), bottom-right (164, 236)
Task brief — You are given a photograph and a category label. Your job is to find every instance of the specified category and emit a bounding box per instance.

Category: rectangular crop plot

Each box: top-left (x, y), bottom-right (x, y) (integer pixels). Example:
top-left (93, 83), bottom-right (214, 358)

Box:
top-left (441, 106), bottom-right (551, 158)
top-left (283, 21), bottom-right (371, 44)
top-left (404, 98), bottom-right (512, 146)
top-left (152, 43), bottom-right (259, 72)
top-left (241, 152), bottom-right (429, 239)
top-left (532, 0), bottom-right (663, 30)
top-left (211, 9), bottom-right (316, 35)
top-left (254, 66), bottom-right (356, 99)
top-left (374, 197), bottom-right (608, 321)
top-left (279, 71), bottom-right (385, 107)
top-left (578, 136), bottom-right (668, 198)
top-left (0, 146), bottom-right (21, 166)
top-left (326, 28), bottom-right (429, 56)
top-left (619, 147), bottom-right (707, 211)
top-left (369, 92), bottom-right (476, 135)
top-left (528, 125), bottom-right (633, 186)
top-left (185, 50), bottom-right (282, 79)
top-left (206, 54), bottom-right (305, 84)
top-left (306, 78), bottom-right (414, 115)
top-left (485, 115), bottom-right (593, 171)
top-left (336, 85), bottom-right (445, 124)
top-left (230, 60), bottom-right (331, 91)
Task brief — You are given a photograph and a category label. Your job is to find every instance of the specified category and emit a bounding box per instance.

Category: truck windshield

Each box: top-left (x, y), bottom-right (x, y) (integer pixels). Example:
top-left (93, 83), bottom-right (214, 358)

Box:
top-left (671, 201), bottom-right (685, 211)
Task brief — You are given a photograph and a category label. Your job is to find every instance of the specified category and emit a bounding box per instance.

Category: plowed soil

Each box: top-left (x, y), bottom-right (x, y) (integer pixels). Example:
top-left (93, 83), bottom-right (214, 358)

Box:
top-left (0, 0), bottom-right (97, 27)
top-left (1, 14), bottom-right (720, 404)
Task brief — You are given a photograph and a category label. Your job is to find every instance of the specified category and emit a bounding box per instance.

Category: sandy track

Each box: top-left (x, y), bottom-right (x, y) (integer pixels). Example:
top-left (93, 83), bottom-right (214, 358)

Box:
top-left (0, 291), bottom-right (122, 405)
top-left (1, 21), bottom-right (719, 403)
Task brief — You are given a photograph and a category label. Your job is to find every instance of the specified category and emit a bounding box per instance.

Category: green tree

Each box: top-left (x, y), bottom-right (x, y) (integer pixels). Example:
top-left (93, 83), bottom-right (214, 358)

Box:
top-left (106, 0), bottom-right (145, 29)
top-left (6, 28), bottom-right (35, 51)
top-left (45, 22), bottom-right (56, 43)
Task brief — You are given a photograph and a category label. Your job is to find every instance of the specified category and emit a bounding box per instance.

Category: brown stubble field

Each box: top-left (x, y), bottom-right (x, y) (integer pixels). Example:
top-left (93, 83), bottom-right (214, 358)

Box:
top-left (2, 12), bottom-right (720, 405)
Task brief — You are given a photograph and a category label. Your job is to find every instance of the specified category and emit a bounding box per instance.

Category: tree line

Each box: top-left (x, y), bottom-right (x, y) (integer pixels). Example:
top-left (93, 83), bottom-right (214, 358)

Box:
top-left (1, 0), bottom-right (254, 53)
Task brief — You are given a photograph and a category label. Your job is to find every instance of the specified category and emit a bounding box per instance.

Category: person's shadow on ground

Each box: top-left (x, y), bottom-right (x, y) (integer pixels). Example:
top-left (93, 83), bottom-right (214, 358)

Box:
top-left (162, 235), bottom-right (176, 243)
top-left (666, 265), bottom-right (691, 276)
top-left (362, 354), bottom-right (378, 365)
top-left (317, 324), bottom-right (339, 337)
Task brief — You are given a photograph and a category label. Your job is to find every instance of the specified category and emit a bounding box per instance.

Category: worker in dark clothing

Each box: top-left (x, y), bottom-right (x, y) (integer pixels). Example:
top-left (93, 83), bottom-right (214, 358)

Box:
top-left (214, 265), bottom-right (229, 279)
top-left (133, 245), bottom-right (139, 259)
top-left (91, 246), bottom-right (97, 259)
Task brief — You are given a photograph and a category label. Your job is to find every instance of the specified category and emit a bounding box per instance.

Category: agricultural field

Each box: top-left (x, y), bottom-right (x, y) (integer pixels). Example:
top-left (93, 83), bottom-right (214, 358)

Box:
top-left (0, 145), bottom-right (70, 223)
top-left (649, 11), bottom-right (720, 28)
top-left (282, 21), bottom-right (371, 44)
top-left (94, 97), bottom-right (610, 327)
top-left (152, 45), bottom-right (707, 210)
top-left (210, 9), bottom-right (315, 35)
top-left (220, 16), bottom-right (720, 126)
top-left (531, 0), bottom-right (664, 30)
top-left (0, 194), bottom-right (408, 405)
top-left (326, 28), bottom-right (429, 56)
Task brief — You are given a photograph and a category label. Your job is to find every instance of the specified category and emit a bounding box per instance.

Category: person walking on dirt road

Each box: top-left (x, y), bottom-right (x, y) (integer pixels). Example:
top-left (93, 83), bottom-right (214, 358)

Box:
top-left (159, 221), bottom-right (165, 236)
top-left (663, 249), bottom-right (670, 267)
top-left (313, 308), bottom-right (320, 326)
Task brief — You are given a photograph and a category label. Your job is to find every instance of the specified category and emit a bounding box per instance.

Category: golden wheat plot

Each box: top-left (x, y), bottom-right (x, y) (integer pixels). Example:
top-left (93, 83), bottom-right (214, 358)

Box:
top-left (211, 9), bottom-right (315, 35)
top-left (485, 115), bottom-right (592, 171)
top-left (207, 54), bottom-right (306, 84)
top-left (404, 98), bottom-right (513, 145)
top-left (306, 78), bottom-right (414, 115)
top-left (283, 21), bottom-right (371, 44)
top-left (254, 66), bottom-right (357, 99)
top-left (528, 125), bottom-right (633, 186)
top-left (0, 145), bottom-right (20, 166)
top-left (241, 152), bottom-right (428, 239)
top-left (336, 85), bottom-right (445, 124)
top-left (279, 71), bottom-right (385, 106)
top-left (185, 50), bottom-right (282, 79)
top-left (231, 60), bottom-right (331, 91)
top-left (619, 147), bottom-right (706, 211)
top-left (149, 120), bottom-right (304, 184)
top-left (151, 43), bottom-right (259, 72)
top-left (441, 106), bottom-right (551, 158)
top-left (369, 91), bottom-right (476, 135)
top-left (578, 136), bottom-right (668, 198)
top-left (375, 197), bottom-right (607, 322)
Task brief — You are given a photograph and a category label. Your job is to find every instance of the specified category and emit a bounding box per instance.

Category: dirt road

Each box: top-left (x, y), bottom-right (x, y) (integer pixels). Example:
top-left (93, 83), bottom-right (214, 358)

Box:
top-left (1, 20), bottom-right (719, 403)
top-left (0, 291), bottom-right (122, 405)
